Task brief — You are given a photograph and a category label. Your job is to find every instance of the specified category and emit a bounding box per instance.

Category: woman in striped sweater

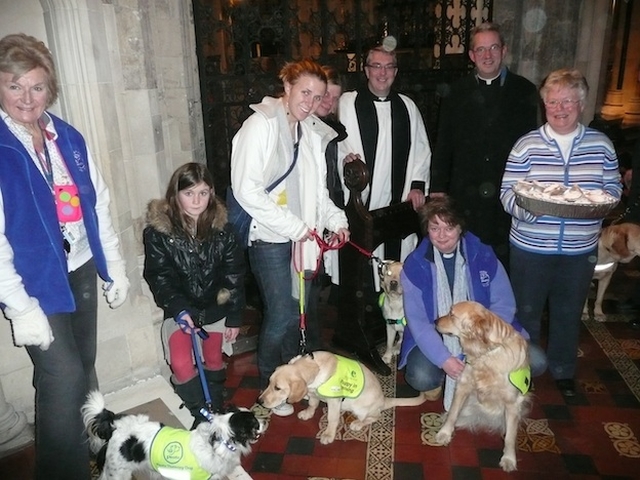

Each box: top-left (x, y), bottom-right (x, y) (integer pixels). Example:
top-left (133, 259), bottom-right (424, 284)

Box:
top-left (500, 69), bottom-right (622, 397)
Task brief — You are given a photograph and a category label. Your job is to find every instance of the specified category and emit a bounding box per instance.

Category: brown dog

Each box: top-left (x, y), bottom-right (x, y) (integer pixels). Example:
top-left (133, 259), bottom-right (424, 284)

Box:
top-left (435, 301), bottom-right (532, 472)
top-left (584, 223), bottom-right (640, 321)
top-left (378, 260), bottom-right (405, 364)
top-left (258, 351), bottom-right (426, 444)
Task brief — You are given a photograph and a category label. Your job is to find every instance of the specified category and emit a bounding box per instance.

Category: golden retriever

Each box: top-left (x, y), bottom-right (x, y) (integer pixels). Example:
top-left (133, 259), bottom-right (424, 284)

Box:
top-left (378, 260), bottom-right (405, 364)
top-left (584, 223), bottom-right (640, 321)
top-left (435, 301), bottom-right (532, 472)
top-left (258, 351), bottom-right (426, 444)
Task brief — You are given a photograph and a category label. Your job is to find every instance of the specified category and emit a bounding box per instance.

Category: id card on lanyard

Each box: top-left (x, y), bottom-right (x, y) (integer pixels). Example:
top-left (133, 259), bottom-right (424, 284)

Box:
top-left (37, 122), bottom-right (83, 251)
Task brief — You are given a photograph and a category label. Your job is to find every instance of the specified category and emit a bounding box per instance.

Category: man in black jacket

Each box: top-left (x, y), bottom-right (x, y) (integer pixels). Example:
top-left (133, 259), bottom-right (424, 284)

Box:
top-left (429, 22), bottom-right (539, 270)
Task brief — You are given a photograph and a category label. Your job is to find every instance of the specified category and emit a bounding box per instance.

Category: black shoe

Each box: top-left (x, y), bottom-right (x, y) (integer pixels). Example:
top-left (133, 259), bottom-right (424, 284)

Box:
top-left (555, 379), bottom-right (576, 397)
top-left (630, 317), bottom-right (640, 329)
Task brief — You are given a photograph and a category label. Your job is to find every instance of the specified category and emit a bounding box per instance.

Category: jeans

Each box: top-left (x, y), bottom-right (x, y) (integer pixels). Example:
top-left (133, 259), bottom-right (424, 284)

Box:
top-left (404, 342), bottom-right (548, 392)
top-left (249, 241), bottom-right (300, 389)
top-left (510, 245), bottom-right (596, 380)
top-left (26, 259), bottom-right (98, 480)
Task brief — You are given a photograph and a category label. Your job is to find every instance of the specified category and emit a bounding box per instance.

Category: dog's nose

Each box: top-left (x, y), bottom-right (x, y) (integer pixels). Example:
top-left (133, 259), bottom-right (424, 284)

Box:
top-left (390, 280), bottom-right (398, 290)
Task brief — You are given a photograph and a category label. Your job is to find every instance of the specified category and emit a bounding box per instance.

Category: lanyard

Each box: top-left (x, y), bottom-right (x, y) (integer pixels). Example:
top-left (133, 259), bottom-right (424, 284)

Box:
top-left (36, 121), bottom-right (55, 189)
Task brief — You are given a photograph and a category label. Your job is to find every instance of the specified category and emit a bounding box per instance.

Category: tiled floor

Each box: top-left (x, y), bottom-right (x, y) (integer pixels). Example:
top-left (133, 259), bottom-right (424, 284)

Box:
top-left (2, 261), bottom-right (640, 479)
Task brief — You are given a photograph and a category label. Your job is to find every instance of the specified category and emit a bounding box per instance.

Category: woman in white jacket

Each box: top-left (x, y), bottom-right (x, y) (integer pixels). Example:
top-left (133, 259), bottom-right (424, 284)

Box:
top-left (230, 59), bottom-right (349, 415)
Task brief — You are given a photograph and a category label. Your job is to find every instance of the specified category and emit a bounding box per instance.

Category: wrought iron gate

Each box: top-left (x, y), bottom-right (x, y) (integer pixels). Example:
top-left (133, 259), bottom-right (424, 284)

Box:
top-left (192, 0), bottom-right (492, 194)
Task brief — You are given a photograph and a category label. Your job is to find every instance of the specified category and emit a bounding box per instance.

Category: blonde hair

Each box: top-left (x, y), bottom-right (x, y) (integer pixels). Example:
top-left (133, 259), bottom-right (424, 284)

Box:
top-left (540, 68), bottom-right (588, 102)
top-left (0, 33), bottom-right (58, 107)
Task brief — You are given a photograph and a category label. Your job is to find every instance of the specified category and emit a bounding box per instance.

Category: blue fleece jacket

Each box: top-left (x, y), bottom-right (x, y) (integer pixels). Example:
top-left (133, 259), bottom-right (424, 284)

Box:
top-left (0, 113), bottom-right (110, 314)
top-left (398, 232), bottom-right (528, 369)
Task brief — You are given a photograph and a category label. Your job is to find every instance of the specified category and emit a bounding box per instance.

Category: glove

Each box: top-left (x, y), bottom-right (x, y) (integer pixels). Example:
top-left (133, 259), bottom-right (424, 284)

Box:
top-left (103, 260), bottom-right (130, 309)
top-left (4, 298), bottom-right (54, 351)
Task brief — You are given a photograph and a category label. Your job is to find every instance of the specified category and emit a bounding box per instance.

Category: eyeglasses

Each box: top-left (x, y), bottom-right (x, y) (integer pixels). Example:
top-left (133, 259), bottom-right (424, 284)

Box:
top-left (544, 98), bottom-right (581, 109)
top-left (366, 63), bottom-right (398, 72)
top-left (472, 44), bottom-right (502, 55)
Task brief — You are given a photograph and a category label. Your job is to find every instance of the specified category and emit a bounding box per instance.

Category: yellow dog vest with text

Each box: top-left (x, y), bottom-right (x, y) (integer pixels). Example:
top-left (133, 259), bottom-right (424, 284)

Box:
top-left (317, 355), bottom-right (365, 398)
top-left (149, 426), bottom-right (211, 480)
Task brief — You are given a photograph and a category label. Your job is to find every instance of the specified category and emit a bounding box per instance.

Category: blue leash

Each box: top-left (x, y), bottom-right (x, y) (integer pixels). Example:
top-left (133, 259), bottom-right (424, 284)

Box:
top-left (176, 318), bottom-right (213, 415)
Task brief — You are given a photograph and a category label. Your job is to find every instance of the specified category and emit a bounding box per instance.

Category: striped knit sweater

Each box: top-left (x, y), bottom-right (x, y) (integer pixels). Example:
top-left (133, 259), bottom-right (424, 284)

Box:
top-left (500, 124), bottom-right (622, 255)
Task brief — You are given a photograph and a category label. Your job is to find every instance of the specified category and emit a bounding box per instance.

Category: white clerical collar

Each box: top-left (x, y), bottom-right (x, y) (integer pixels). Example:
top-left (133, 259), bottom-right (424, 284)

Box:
top-left (477, 73), bottom-right (501, 85)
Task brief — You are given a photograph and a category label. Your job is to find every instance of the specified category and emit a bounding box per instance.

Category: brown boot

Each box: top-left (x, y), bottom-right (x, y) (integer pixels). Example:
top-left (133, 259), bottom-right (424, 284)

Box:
top-left (423, 386), bottom-right (442, 401)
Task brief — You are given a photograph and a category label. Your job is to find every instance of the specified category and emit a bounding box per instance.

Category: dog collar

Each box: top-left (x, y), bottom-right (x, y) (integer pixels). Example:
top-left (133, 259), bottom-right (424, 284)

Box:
top-left (222, 438), bottom-right (237, 452)
top-left (508, 366), bottom-right (532, 395)
top-left (378, 293), bottom-right (407, 325)
top-left (385, 317), bottom-right (407, 326)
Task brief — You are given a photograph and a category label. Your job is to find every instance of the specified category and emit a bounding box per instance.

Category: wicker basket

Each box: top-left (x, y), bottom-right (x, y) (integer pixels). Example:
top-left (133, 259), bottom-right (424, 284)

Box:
top-left (515, 192), bottom-right (619, 219)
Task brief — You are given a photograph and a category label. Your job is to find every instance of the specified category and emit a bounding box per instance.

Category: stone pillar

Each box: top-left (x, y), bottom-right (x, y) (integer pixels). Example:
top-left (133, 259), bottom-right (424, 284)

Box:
top-left (0, 382), bottom-right (33, 457)
top-left (601, 89), bottom-right (626, 120)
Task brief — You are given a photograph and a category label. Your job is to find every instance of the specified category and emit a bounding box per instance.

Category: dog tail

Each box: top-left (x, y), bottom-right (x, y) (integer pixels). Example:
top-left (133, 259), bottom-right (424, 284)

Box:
top-left (383, 392), bottom-right (427, 410)
top-left (81, 390), bottom-right (116, 454)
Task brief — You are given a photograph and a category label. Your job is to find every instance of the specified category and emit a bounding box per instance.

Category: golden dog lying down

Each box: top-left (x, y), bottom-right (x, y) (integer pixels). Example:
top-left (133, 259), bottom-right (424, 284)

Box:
top-left (435, 301), bottom-right (532, 472)
top-left (584, 222), bottom-right (640, 321)
top-left (258, 351), bottom-right (426, 444)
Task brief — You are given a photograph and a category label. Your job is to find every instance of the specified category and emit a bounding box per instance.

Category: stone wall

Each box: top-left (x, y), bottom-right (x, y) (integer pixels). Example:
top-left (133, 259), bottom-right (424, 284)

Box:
top-left (0, 0), bottom-right (204, 428)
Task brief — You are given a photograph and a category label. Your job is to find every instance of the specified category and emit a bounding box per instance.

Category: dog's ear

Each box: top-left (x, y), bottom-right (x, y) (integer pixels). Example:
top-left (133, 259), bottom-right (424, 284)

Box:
top-left (611, 229), bottom-right (631, 258)
top-left (287, 376), bottom-right (308, 403)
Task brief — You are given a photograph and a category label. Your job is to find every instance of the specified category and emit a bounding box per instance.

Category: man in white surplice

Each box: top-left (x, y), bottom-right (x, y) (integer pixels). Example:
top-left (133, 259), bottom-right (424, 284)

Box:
top-left (338, 44), bottom-right (431, 287)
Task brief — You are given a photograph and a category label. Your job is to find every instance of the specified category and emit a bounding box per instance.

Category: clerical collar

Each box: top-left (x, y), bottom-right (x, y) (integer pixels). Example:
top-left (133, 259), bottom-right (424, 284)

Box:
top-left (442, 252), bottom-right (455, 259)
top-left (477, 73), bottom-right (500, 85)
top-left (374, 96), bottom-right (389, 102)
top-left (476, 67), bottom-right (507, 86)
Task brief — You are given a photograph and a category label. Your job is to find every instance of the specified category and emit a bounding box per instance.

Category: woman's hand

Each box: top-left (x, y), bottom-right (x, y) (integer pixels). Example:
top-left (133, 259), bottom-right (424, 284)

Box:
top-left (327, 228), bottom-right (350, 246)
top-left (298, 228), bottom-right (315, 242)
top-left (442, 355), bottom-right (465, 379)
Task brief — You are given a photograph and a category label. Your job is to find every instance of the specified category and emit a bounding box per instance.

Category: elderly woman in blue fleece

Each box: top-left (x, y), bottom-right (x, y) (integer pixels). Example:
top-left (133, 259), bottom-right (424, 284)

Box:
top-left (398, 195), bottom-right (546, 408)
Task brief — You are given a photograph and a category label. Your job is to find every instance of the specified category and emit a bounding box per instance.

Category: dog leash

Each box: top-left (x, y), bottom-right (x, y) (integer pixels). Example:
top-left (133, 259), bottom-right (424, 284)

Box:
top-left (292, 240), bottom-right (310, 355)
top-left (292, 230), bottom-right (350, 354)
top-left (290, 233), bottom-right (388, 354)
top-left (177, 317), bottom-right (214, 416)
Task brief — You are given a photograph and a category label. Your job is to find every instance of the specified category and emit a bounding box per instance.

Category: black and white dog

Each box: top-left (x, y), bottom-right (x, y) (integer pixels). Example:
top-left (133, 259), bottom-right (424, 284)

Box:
top-left (82, 390), bottom-right (266, 480)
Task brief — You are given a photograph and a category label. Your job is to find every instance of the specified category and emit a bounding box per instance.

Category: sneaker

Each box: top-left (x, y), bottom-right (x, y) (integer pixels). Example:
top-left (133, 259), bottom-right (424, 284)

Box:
top-left (271, 402), bottom-right (294, 417)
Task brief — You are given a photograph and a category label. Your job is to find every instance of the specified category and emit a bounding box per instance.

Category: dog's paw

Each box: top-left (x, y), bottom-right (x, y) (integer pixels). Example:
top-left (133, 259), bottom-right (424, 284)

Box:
top-left (435, 427), bottom-right (453, 445)
top-left (381, 352), bottom-right (393, 364)
top-left (349, 420), bottom-right (365, 431)
top-left (319, 431), bottom-right (336, 444)
top-left (499, 455), bottom-right (517, 472)
top-left (594, 312), bottom-right (607, 322)
top-left (298, 408), bottom-right (315, 421)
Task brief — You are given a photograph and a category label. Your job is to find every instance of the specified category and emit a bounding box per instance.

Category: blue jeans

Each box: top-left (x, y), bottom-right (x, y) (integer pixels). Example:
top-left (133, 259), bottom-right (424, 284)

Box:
top-left (404, 342), bottom-right (547, 392)
top-left (25, 259), bottom-right (98, 480)
top-left (249, 241), bottom-right (300, 389)
top-left (510, 245), bottom-right (596, 380)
